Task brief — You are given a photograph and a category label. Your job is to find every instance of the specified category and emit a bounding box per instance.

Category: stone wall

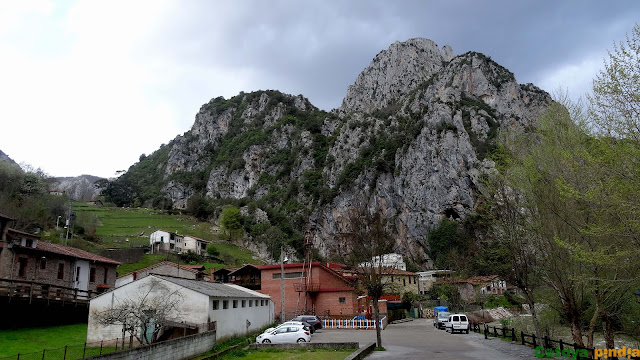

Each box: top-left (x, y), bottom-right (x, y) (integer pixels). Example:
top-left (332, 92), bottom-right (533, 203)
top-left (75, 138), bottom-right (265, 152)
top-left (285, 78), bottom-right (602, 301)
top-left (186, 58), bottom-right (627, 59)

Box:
top-left (84, 330), bottom-right (216, 360)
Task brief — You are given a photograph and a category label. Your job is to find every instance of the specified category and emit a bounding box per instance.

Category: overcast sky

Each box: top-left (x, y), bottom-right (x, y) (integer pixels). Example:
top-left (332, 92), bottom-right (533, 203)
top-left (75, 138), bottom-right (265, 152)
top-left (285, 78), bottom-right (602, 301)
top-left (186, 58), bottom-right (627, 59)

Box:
top-left (1, 1), bottom-right (639, 179)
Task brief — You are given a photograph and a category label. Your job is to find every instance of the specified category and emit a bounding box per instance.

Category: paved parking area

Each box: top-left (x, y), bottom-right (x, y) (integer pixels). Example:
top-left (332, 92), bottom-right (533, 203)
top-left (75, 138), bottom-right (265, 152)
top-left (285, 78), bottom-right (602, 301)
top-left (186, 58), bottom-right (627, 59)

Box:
top-left (311, 319), bottom-right (539, 359)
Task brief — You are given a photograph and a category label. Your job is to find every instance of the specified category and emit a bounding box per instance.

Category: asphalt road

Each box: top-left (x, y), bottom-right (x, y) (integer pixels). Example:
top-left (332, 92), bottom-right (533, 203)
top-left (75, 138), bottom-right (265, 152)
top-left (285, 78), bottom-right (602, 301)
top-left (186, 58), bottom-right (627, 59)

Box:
top-left (311, 318), bottom-right (540, 359)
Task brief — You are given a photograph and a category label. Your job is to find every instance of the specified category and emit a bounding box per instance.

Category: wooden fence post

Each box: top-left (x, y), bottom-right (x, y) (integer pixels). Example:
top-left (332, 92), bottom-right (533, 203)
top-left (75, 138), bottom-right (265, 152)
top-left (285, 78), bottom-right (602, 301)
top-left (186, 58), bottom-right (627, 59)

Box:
top-left (532, 334), bottom-right (537, 348)
top-left (521, 331), bottom-right (525, 345)
top-left (511, 328), bottom-right (516, 342)
top-left (544, 335), bottom-right (549, 349)
top-left (493, 326), bottom-right (498, 337)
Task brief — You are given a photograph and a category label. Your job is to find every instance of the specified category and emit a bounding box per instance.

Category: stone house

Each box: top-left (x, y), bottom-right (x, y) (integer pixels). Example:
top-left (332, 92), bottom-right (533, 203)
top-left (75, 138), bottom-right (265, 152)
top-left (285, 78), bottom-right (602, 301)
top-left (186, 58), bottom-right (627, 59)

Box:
top-left (115, 261), bottom-right (205, 287)
top-left (416, 269), bottom-right (454, 294)
top-left (379, 268), bottom-right (419, 296)
top-left (87, 274), bottom-right (274, 342)
top-left (0, 212), bottom-right (120, 298)
top-left (445, 275), bottom-right (508, 303)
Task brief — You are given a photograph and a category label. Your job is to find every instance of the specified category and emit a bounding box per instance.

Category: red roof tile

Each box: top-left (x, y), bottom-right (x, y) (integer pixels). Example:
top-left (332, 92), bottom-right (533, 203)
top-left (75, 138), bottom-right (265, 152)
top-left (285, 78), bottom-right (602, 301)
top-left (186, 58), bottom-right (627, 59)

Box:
top-left (33, 241), bottom-right (120, 265)
top-left (116, 261), bottom-right (200, 279)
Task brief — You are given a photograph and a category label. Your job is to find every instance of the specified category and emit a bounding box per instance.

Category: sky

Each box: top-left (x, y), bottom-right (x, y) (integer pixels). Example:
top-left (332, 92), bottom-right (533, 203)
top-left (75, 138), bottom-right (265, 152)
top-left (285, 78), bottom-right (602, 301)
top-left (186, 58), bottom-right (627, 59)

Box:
top-left (1, 1), bottom-right (639, 179)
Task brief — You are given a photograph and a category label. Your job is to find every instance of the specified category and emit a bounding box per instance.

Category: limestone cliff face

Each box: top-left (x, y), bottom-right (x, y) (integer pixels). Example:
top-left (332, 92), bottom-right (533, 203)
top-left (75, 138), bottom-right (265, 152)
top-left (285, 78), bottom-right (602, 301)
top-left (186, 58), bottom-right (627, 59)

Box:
top-left (127, 38), bottom-right (551, 268)
top-left (50, 175), bottom-right (103, 201)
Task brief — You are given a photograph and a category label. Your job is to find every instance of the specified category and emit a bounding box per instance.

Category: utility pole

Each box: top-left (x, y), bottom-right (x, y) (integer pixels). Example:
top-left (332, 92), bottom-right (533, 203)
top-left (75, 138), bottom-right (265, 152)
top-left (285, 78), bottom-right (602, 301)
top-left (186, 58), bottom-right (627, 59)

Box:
top-left (280, 245), bottom-right (285, 323)
top-left (65, 199), bottom-right (73, 244)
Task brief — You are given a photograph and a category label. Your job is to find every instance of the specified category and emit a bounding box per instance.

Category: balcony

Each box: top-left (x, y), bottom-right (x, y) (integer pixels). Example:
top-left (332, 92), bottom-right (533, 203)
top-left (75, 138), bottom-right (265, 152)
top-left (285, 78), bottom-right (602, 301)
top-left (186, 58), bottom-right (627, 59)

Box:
top-left (293, 282), bottom-right (320, 293)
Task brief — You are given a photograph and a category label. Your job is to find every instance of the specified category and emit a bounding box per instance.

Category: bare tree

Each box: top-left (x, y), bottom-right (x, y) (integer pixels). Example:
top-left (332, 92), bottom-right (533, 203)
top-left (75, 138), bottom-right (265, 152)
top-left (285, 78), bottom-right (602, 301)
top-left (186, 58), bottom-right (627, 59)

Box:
top-left (92, 278), bottom-right (184, 345)
top-left (332, 205), bottom-right (395, 349)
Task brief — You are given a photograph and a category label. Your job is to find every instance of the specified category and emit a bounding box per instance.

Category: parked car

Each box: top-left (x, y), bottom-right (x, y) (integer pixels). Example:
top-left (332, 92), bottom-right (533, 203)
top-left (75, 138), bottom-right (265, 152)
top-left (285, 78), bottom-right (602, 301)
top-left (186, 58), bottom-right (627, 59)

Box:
top-left (434, 311), bottom-right (451, 329)
top-left (445, 314), bottom-right (469, 334)
top-left (262, 321), bottom-right (314, 335)
top-left (256, 325), bottom-right (311, 344)
top-left (291, 315), bottom-right (323, 330)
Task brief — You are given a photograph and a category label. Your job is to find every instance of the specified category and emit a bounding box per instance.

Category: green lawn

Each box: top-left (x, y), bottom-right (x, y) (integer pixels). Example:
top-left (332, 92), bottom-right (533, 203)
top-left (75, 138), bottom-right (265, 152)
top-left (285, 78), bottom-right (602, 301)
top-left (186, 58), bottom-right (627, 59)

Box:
top-left (0, 324), bottom-right (87, 357)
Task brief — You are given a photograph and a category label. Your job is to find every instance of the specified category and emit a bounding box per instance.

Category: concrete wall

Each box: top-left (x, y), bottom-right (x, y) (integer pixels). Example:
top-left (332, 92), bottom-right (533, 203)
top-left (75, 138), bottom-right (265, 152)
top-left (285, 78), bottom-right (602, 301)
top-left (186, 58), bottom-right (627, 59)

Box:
top-left (84, 330), bottom-right (216, 360)
top-left (209, 296), bottom-right (274, 341)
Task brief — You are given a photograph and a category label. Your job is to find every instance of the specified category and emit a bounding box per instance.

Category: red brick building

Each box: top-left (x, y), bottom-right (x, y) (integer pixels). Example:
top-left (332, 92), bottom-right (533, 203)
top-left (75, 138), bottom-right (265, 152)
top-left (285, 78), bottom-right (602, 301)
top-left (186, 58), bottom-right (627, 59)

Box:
top-left (256, 262), bottom-right (359, 318)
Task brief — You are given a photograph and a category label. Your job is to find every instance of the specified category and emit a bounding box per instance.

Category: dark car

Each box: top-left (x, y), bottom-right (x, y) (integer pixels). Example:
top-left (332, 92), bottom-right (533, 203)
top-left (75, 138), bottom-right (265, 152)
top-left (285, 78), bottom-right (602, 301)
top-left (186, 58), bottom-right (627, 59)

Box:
top-left (291, 315), bottom-right (323, 330)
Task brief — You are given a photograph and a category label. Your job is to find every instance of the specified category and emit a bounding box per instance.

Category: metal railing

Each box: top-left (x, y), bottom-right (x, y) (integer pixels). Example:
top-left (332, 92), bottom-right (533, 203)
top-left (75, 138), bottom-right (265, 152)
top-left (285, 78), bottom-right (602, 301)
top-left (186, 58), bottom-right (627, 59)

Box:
top-left (0, 279), bottom-right (93, 304)
top-left (322, 316), bottom-right (387, 330)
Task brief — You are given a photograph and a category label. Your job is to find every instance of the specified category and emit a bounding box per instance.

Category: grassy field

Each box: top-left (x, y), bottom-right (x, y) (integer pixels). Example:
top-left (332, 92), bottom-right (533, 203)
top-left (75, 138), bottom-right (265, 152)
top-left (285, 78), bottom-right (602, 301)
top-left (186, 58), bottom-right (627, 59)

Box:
top-left (63, 203), bottom-right (261, 275)
top-left (0, 324), bottom-right (87, 357)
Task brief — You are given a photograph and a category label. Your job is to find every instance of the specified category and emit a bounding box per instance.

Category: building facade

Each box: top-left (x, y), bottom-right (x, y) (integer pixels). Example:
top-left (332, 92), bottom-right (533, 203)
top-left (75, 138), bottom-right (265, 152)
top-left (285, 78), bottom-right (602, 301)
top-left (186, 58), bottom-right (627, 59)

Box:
top-left (88, 275), bottom-right (274, 342)
top-left (0, 212), bottom-right (120, 298)
top-left (149, 230), bottom-right (209, 255)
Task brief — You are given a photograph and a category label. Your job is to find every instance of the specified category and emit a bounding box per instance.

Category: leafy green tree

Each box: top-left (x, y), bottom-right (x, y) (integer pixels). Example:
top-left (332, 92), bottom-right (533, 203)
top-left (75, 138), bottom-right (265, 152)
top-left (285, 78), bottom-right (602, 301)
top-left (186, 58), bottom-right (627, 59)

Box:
top-left (219, 205), bottom-right (244, 241)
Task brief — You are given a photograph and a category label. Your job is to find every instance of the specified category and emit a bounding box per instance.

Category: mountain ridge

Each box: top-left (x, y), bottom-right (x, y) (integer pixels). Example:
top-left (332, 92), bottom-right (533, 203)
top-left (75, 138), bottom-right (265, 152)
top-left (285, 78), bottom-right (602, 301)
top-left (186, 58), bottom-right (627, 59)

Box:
top-left (104, 37), bottom-right (552, 267)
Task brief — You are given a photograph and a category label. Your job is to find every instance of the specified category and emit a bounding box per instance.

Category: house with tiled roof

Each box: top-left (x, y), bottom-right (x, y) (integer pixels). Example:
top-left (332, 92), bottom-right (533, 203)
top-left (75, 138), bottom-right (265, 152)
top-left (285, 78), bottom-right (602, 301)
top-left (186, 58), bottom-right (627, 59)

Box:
top-left (0, 212), bottom-right (120, 300)
top-left (115, 261), bottom-right (205, 287)
top-left (149, 230), bottom-right (210, 256)
top-left (442, 274), bottom-right (508, 303)
top-left (378, 267), bottom-right (419, 295)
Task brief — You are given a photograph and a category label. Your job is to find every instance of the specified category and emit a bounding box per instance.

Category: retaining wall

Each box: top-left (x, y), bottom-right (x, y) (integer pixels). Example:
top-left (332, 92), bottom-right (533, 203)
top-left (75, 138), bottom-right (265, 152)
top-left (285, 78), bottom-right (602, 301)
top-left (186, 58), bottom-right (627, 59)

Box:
top-left (84, 330), bottom-right (216, 360)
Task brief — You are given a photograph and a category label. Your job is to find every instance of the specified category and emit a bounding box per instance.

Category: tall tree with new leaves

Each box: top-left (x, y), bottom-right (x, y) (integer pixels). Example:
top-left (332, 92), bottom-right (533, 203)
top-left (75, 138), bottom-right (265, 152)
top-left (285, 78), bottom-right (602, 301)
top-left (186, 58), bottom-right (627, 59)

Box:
top-left (332, 204), bottom-right (395, 349)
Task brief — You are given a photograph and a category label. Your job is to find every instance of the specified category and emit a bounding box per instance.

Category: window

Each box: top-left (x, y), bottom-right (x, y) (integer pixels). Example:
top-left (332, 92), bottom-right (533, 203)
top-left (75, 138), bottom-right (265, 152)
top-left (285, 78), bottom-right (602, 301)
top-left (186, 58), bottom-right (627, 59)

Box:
top-left (160, 236), bottom-right (164, 242)
top-left (339, 297), bottom-right (346, 304)
top-left (242, 300), bottom-right (246, 307)
top-left (18, 258), bottom-right (28, 277)
top-left (223, 300), bottom-right (229, 309)
top-left (90, 268), bottom-right (96, 283)
top-left (276, 328), bottom-right (288, 334)
top-left (212, 300), bottom-right (219, 310)
top-left (249, 300), bottom-right (253, 307)
top-left (403, 279), bottom-right (406, 286)
top-left (40, 258), bottom-right (46, 270)
top-left (233, 300), bottom-right (238, 308)
top-left (169, 244), bottom-right (175, 250)
top-left (390, 276), bottom-right (394, 282)
top-left (272, 272), bottom-right (303, 279)
top-left (58, 263), bottom-right (64, 280)
top-left (25, 239), bottom-right (33, 247)
top-left (76, 267), bottom-right (81, 282)
top-left (103, 267), bottom-right (108, 283)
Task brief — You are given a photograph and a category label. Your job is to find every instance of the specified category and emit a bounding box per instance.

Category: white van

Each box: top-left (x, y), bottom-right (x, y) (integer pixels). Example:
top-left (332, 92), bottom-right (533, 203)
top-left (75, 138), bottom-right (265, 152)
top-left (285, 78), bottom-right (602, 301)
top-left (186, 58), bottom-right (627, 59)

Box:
top-left (445, 314), bottom-right (469, 334)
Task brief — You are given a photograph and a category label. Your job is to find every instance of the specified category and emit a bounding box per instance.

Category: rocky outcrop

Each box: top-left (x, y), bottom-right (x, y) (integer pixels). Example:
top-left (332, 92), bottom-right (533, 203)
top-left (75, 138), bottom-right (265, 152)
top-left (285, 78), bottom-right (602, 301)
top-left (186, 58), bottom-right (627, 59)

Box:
top-left (341, 38), bottom-right (454, 112)
top-left (49, 175), bottom-right (103, 201)
top-left (122, 38), bottom-right (552, 269)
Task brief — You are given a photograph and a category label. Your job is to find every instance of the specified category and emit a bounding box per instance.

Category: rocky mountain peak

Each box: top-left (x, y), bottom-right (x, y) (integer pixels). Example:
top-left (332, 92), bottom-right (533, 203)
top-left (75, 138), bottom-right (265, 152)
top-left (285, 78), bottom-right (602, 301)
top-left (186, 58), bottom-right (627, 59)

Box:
top-left (341, 37), bottom-right (454, 112)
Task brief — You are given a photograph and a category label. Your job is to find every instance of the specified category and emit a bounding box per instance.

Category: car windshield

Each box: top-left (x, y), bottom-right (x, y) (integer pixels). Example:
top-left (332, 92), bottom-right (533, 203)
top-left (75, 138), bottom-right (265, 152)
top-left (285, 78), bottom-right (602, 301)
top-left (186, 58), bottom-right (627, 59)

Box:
top-left (438, 312), bottom-right (450, 319)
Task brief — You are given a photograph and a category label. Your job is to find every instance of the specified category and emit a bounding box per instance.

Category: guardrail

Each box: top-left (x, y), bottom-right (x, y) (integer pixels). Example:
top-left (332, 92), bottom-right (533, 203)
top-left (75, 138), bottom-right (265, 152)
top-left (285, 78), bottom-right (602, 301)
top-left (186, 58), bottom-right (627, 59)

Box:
top-left (322, 316), bottom-right (387, 330)
top-left (471, 324), bottom-right (606, 360)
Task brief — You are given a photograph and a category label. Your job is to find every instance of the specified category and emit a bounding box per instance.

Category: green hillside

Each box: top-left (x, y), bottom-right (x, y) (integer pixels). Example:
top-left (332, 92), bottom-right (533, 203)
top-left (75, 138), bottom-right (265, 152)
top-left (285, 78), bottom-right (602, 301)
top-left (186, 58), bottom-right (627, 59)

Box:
top-left (41, 203), bottom-right (261, 276)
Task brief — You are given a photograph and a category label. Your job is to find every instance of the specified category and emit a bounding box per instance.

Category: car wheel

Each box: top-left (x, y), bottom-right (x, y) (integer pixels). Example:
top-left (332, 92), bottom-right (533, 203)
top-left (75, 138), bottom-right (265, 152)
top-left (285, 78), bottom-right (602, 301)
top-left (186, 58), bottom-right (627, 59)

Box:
top-left (466, 328), bottom-right (469, 334)
top-left (262, 339), bottom-right (271, 343)
top-left (297, 338), bottom-right (306, 343)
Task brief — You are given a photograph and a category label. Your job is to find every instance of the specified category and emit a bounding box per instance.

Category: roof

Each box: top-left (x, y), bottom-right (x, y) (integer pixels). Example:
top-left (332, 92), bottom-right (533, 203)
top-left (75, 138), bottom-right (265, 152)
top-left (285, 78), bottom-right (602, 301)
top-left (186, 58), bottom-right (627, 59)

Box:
top-left (465, 275), bottom-right (500, 284)
top-left (7, 228), bottom-right (40, 239)
top-left (214, 267), bottom-right (238, 275)
top-left (255, 262), bottom-right (323, 270)
top-left (116, 261), bottom-right (200, 279)
top-left (150, 229), bottom-right (209, 242)
top-left (153, 275), bottom-right (269, 298)
top-left (0, 212), bottom-right (14, 220)
top-left (228, 264), bottom-right (261, 276)
top-left (378, 267), bottom-right (417, 276)
top-left (183, 264), bottom-right (206, 271)
top-left (24, 241), bottom-right (121, 265)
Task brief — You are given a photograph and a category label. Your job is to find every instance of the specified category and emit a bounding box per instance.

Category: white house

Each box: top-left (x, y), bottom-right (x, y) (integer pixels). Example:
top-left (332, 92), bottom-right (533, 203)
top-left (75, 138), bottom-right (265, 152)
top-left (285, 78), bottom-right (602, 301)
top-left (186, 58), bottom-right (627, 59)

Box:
top-left (87, 275), bottom-right (274, 343)
top-left (359, 253), bottom-right (407, 271)
top-left (149, 230), bottom-right (209, 255)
